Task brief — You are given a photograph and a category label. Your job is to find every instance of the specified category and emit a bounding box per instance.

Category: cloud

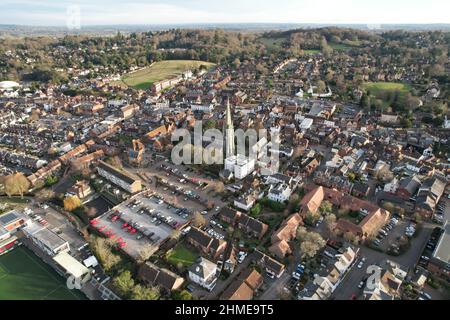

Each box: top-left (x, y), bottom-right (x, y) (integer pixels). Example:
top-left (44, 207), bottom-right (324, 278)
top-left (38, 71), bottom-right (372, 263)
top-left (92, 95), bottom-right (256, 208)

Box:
top-left (1, 0), bottom-right (449, 26)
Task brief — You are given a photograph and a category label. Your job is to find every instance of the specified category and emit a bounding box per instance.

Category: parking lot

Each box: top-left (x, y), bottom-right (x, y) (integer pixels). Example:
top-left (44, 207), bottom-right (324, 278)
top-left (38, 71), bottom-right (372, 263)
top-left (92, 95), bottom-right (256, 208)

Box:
top-left (138, 160), bottom-right (226, 218)
top-left (93, 191), bottom-right (190, 259)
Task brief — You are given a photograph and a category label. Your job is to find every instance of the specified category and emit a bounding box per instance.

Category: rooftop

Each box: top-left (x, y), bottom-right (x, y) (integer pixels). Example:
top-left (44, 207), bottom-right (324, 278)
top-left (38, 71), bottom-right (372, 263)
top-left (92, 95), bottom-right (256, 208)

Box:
top-left (433, 222), bottom-right (450, 264)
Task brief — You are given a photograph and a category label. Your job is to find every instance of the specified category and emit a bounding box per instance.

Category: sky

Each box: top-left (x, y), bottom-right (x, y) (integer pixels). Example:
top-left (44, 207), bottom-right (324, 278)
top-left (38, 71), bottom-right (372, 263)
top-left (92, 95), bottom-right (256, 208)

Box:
top-left (0, 0), bottom-right (449, 27)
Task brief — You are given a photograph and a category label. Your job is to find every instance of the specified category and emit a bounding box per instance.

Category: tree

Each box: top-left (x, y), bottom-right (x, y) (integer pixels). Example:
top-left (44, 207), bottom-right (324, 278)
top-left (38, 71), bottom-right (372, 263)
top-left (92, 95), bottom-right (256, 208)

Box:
top-left (316, 80), bottom-right (327, 93)
top-left (296, 226), bottom-right (309, 240)
top-left (137, 244), bottom-right (156, 263)
top-left (192, 212), bottom-right (206, 227)
top-left (105, 156), bottom-right (123, 170)
top-left (64, 196), bottom-right (82, 212)
top-left (382, 202), bottom-right (395, 213)
top-left (3, 173), bottom-right (30, 198)
top-left (324, 214), bottom-right (337, 233)
top-left (300, 235), bottom-right (326, 259)
top-left (343, 231), bottom-right (360, 245)
top-left (89, 236), bottom-right (121, 272)
top-left (250, 203), bottom-right (262, 217)
top-left (319, 201), bottom-right (333, 215)
top-left (297, 227), bottom-right (326, 259)
top-left (113, 271), bottom-right (135, 298)
top-left (173, 290), bottom-right (194, 300)
top-left (214, 182), bottom-right (225, 194)
top-left (131, 284), bottom-right (160, 300)
top-left (304, 210), bottom-right (320, 226)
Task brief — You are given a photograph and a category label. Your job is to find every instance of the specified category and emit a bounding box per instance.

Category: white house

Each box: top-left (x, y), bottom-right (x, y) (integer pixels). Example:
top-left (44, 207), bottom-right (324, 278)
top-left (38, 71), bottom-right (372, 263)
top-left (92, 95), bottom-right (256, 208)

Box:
top-left (188, 258), bottom-right (218, 291)
top-left (268, 183), bottom-right (292, 203)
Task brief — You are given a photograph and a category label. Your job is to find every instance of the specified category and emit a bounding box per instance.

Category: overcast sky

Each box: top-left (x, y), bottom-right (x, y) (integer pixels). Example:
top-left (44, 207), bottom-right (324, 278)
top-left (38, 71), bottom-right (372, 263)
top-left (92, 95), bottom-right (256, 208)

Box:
top-left (1, 0), bottom-right (449, 26)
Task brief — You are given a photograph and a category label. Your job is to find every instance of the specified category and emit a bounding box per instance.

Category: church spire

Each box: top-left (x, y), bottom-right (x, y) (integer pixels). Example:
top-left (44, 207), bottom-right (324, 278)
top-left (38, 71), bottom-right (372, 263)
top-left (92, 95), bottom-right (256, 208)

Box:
top-left (224, 98), bottom-right (235, 158)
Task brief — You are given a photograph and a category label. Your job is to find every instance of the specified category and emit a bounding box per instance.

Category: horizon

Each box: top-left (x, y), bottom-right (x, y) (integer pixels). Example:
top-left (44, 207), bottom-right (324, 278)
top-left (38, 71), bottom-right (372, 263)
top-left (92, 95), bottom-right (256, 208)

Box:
top-left (1, 0), bottom-right (450, 27)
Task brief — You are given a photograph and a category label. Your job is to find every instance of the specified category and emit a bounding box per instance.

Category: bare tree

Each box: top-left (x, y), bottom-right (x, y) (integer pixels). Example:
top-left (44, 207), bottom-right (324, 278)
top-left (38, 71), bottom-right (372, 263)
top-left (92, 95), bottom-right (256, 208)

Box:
top-left (192, 212), bottom-right (206, 227)
top-left (3, 173), bottom-right (30, 198)
top-left (137, 244), bottom-right (156, 263)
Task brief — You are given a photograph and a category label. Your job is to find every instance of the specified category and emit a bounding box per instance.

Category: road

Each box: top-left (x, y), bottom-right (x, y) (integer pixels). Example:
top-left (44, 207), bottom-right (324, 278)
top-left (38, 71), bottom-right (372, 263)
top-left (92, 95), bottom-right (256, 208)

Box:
top-left (259, 272), bottom-right (291, 300)
top-left (331, 222), bottom-right (434, 300)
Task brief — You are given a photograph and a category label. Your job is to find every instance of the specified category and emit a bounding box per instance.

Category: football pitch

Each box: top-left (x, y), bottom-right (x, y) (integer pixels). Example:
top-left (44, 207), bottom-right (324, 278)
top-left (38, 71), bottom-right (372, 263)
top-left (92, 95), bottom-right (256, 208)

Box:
top-left (118, 60), bottom-right (215, 90)
top-left (0, 247), bottom-right (86, 300)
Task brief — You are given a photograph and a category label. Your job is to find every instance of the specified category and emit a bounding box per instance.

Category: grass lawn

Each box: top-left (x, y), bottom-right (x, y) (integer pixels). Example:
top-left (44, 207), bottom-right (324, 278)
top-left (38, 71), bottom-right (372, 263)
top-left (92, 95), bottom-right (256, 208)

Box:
top-left (303, 49), bottom-right (321, 54)
top-left (0, 197), bottom-right (30, 205)
top-left (363, 82), bottom-right (412, 96)
top-left (166, 244), bottom-right (198, 268)
top-left (118, 60), bottom-right (215, 90)
top-left (260, 37), bottom-right (287, 50)
top-left (0, 247), bottom-right (86, 300)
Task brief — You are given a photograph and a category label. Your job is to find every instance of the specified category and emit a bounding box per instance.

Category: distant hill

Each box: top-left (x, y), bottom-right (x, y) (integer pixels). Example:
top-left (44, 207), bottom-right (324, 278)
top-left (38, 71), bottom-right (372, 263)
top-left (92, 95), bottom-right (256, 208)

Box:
top-left (1, 23), bottom-right (450, 38)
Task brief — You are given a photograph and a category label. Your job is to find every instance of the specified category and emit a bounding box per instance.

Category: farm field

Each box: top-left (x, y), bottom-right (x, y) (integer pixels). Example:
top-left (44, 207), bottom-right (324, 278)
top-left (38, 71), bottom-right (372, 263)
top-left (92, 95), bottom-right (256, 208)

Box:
top-left (117, 60), bottom-right (214, 90)
top-left (0, 247), bottom-right (86, 300)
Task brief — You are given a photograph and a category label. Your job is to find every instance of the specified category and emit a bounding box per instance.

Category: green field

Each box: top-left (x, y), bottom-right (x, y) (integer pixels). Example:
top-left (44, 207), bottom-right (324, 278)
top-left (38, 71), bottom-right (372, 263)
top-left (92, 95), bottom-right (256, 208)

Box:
top-left (166, 244), bottom-right (198, 268)
top-left (259, 37), bottom-right (287, 50)
top-left (363, 82), bottom-right (412, 96)
top-left (0, 247), bottom-right (86, 300)
top-left (118, 60), bottom-right (215, 90)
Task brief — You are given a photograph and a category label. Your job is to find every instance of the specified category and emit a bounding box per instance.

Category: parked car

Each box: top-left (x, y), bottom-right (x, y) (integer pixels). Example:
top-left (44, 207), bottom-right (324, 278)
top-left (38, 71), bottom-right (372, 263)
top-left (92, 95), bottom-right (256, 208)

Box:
top-left (358, 281), bottom-right (365, 289)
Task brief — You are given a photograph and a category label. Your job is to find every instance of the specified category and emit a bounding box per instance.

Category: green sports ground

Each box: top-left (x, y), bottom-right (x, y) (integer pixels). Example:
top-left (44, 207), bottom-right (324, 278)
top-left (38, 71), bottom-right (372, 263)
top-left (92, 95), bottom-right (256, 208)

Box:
top-left (0, 246), bottom-right (86, 300)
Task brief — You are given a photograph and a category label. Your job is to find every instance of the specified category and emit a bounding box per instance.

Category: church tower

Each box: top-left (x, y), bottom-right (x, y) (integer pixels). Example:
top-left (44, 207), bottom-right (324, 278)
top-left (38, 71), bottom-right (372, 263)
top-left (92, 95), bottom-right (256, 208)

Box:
top-left (224, 99), bottom-right (235, 158)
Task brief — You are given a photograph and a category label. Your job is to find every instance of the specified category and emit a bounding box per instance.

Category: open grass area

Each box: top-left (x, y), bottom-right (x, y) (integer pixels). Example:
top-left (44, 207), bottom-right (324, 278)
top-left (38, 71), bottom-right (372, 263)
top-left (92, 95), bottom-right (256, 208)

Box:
top-left (0, 197), bottom-right (30, 204)
top-left (363, 82), bottom-right (412, 96)
top-left (303, 49), bottom-right (321, 55)
top-left (117, 60), bottom-right (214, 90)
top-left (259, 37), bottom-right (287, 50)
top-left (166, 244), bottom-right (198, 268)
top-left (0, 247), bottom-right (86, 300)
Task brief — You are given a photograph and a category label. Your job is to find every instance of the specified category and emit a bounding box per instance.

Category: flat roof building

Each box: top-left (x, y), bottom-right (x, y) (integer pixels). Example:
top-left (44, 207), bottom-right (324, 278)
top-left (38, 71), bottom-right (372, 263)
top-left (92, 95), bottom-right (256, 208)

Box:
top-left (23, 222), bottom-right (70, 256)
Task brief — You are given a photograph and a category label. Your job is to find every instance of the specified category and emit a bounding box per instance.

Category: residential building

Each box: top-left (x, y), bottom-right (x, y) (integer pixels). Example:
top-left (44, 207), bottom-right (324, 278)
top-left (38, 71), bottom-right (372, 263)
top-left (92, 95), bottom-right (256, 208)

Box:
top-left (188, 258), bottom-right (218, 291)
top-left (97, 161), bottom-right (142, 194)
top-left (363, 260), bottom-right (408, 300)
top-left (186, 227), bottom-right (227, 260)
top-left (138, 262), bottom-right (185, 292)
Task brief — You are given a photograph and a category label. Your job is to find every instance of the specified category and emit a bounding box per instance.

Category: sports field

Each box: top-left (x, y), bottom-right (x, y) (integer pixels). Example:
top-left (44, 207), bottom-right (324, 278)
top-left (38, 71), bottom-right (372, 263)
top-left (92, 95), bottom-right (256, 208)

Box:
top-left (118, 60), bottom-right (214, 90)
top-left (0, 247), bottom-right (86, 300)
top-left (363, 82), bottom-right (411, 96)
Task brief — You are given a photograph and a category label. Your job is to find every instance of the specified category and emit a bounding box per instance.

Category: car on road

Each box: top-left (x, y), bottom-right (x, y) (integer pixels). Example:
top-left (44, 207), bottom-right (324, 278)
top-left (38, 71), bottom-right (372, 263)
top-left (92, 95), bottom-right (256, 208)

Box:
top-left (358, 281), bottom-right (365, 289)
top-left (296, 264), bottom-right (305, 274)
top-left (292, 272), bottom-right (302, 280)
top-left (420, 292), bottom-right (432, 300)
top-left (357, 260), bottom-right (365, 269)
top-left (237, 252), bottom-right (248, 264)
